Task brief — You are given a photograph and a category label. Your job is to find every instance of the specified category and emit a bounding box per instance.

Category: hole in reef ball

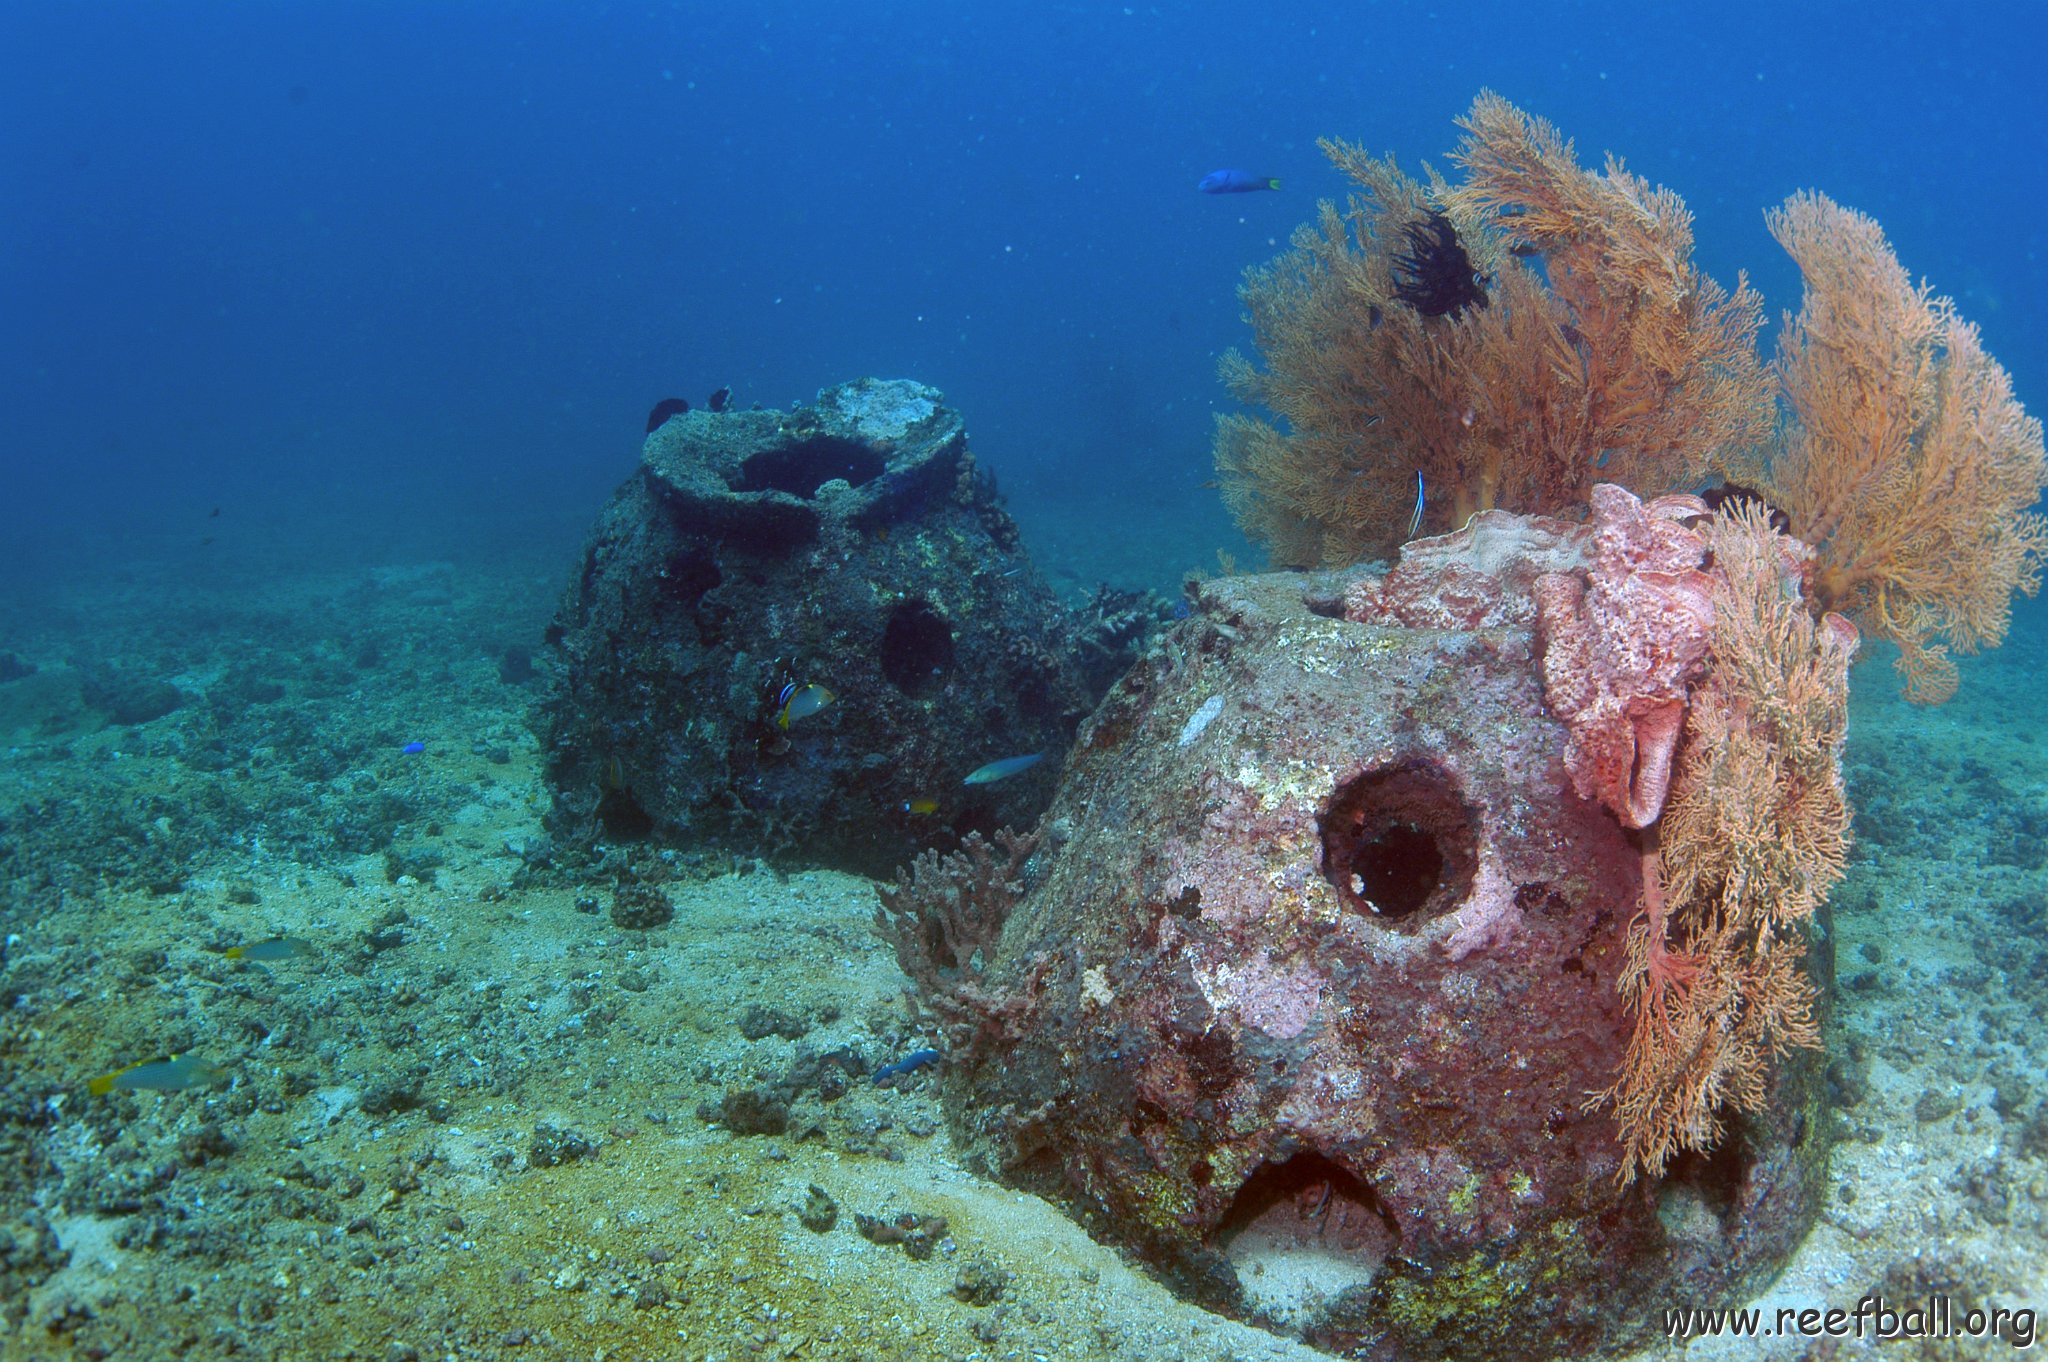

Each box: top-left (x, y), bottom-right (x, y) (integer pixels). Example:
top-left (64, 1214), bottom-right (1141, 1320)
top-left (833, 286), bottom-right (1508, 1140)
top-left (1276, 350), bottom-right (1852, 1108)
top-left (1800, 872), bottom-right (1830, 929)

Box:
top-left (1318, 761), bottom-right (1476, 927)
top-left (880, 600), bottom-right (956, 695)
top-left (658, 549), bottom-right (723, 614)
top-left (597, 784), bottom-right (654, 841)
top-left (732, 435), bottom-right (886, 498)
top-left (1215, 1151), bottom-right (1398, 1320)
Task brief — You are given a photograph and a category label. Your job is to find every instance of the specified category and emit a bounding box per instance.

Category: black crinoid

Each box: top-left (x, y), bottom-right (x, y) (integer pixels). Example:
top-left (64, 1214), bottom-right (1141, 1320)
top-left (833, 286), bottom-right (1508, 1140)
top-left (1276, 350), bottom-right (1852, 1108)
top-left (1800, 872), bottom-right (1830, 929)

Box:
top-left (1391, 212), bottom-right (1489, 319)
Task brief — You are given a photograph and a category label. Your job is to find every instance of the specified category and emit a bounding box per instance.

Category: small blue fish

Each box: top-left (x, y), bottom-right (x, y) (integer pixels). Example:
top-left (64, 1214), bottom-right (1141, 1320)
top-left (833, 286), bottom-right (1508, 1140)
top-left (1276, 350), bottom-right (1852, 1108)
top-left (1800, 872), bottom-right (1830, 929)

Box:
top-left (1407, 470), bottom-right (1426, 540)
top-left (401, 741), bottom-right (426, 755)
top-left (1199, 169), bottom-right (1280, 194)
top-left (964, 753), bottom-right (1044, 786)
top-left (874, 1049), bottom-right (943, 1084)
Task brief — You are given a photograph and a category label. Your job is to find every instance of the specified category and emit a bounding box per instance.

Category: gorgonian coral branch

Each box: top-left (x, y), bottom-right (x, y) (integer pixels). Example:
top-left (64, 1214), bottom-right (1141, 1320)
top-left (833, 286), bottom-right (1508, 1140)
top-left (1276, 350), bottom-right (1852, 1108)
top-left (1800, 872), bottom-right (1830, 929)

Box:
top-left (1600, 505), bottom-right (1854, 1182)
top-left (1445, 92), bottom-right (1773, 498)
top-left (1753, 191), bottom-right (2048, 703)
top-left (1214, 92), bottom-right (1771, 567)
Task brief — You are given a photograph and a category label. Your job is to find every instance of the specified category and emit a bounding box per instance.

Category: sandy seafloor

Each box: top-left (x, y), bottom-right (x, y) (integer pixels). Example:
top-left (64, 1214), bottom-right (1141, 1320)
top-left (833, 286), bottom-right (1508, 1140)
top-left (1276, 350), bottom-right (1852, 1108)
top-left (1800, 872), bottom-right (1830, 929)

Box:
top-left (0, 538), bottom-right (2044, 1362)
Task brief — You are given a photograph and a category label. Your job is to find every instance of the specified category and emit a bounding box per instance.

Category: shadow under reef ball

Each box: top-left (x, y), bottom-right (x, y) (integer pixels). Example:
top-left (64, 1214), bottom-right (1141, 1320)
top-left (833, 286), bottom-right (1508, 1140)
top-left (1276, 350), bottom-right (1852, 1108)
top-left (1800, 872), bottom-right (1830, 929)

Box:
top-left (537, 378), bottom-right (1105, 876)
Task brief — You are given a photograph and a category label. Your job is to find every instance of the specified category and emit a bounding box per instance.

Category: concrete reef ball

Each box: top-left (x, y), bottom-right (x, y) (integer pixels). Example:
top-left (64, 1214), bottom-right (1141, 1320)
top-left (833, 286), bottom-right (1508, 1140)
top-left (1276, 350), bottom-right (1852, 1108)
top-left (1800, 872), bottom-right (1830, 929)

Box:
top-left (945, 530), bottom-right (1829, 1361)
top-left (540, 378), bottom-right (1102, 875)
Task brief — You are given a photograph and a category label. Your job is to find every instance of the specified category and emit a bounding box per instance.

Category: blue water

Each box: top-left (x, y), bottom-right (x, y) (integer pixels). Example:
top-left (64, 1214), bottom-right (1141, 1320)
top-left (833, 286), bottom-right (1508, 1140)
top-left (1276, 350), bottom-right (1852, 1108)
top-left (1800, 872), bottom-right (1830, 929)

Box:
top-left (3, 0), bottom-right (2044, 602)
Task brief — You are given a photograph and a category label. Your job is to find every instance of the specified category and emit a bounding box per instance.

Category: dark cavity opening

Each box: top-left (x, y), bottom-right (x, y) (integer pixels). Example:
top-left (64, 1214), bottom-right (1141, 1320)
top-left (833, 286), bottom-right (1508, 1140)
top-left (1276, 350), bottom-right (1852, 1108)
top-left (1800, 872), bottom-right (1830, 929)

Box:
top-left (1319, 761), bottom-right (1476, 929)
top-left (1662, 1111), bottom-right (1756, 1225)
top-left (732, 436), bottom-right (885, 498)
top-left (596, 785), bottom-right (654, 841)
top-left (1215, 1152), bottom-right (1398, 1330)
top-left (1218, 1153), bottom-right (1397, 1254)
top-left (658, 550), bottom-right (722, 614)
top-left (881, 600), bottom-right (955, 694)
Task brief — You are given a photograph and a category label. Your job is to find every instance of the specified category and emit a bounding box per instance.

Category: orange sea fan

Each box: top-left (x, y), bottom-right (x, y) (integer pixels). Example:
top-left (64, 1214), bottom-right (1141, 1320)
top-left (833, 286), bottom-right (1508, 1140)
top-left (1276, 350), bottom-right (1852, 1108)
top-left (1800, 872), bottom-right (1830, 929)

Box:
top-left (1214, 94), bottom-right (1773, 568)
top-left (1214, 161), bottom-right (1474, 566)
top-left (1755, 190), bottom-right (2048, 702)
top-left (1444, 92), bottom-right (1774, 500)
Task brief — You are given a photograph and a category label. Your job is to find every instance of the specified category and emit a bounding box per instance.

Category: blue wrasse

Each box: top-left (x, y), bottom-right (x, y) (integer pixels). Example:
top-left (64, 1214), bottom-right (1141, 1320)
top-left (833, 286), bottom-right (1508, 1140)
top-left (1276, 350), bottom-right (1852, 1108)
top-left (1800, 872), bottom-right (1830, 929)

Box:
top-left (1199, 169), bottom-right (1280, 194)
top-left (775, 683), bottom-right (834, 730)
top-left (964, 753), bottom-right (1043, 785)
top-left (1407, 470), bottom-right (1426, 540)
top-left (874, 1049), bottom-right (943, 1084)
top-left (89, 1054), bottom-right (228, 1096)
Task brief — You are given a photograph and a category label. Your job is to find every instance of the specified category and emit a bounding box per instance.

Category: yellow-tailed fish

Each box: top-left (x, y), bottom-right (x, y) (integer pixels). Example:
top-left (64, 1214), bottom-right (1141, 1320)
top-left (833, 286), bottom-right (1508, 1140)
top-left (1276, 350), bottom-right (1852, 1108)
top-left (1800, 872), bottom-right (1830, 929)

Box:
top-left (964, 753), bottom-right (1044, 785)
top-left (775, 683), bottom-right (834, 730)
top-left (89, 1054), bottom-right (228, 1096)
top-left (225, 937), bottom-right (316, 963)
top-left (902, 797), bottom-right (940, 816)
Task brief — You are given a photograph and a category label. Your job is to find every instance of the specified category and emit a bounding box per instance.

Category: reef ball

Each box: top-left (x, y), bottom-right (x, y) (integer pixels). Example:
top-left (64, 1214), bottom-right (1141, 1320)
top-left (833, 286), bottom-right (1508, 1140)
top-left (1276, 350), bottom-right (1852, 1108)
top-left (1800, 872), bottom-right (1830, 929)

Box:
top-left (945, 513), bottom-right (1829, 1360)
top-left (540, 378), bottom-right (1102, 875)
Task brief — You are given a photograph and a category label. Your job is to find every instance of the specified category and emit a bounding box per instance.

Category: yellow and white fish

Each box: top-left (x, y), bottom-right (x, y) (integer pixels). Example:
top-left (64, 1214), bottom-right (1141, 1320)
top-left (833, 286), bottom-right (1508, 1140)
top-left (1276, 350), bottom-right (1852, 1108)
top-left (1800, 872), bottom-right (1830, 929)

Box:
top-left (775, 683), bottom-right (835, 730)
top-left (225, 937), bottom-right (316, 963)
top-left (88, 1054), bottom-right (228, 1096)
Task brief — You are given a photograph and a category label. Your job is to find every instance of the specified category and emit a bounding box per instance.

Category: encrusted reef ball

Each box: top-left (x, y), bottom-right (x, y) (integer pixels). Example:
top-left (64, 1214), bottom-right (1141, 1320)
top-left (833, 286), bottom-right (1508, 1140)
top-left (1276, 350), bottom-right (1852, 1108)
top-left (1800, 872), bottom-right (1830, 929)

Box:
top-left (539, 378), bottom-right (1100, 875)
top-left (943, 516), bottom-right (1829, 1361)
